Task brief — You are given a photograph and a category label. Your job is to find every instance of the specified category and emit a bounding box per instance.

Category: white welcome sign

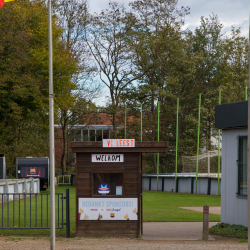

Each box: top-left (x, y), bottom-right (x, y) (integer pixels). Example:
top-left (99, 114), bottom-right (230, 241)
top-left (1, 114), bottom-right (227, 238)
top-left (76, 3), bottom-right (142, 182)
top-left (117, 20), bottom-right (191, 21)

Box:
top-left (78, 198), bottom-right (138, 221)
top-left (92, 154), bottom-right (124, 162)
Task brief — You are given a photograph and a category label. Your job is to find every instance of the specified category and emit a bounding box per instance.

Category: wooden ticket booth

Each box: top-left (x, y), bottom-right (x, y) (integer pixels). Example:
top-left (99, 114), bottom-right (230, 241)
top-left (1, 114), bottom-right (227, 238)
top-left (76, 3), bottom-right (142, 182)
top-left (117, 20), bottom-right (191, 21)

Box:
top-left (70, 140), bottom-right (168, 238)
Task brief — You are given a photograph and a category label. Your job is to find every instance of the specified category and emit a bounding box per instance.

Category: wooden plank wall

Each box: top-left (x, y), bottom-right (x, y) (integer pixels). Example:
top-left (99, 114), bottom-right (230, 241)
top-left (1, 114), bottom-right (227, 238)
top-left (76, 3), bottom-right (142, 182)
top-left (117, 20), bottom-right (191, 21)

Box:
top-left (76, 152), bottom-right (141, 238)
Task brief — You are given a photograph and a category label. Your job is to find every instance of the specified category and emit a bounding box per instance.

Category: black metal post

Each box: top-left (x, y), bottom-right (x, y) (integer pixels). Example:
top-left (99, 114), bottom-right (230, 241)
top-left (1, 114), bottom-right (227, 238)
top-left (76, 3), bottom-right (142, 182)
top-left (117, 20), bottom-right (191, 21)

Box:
top-left (176, 177), bottom-right (179, 193)
top-left (66, 188), bottom-right (70, 238)
top-left (191, 177), bottom-right (194, 194)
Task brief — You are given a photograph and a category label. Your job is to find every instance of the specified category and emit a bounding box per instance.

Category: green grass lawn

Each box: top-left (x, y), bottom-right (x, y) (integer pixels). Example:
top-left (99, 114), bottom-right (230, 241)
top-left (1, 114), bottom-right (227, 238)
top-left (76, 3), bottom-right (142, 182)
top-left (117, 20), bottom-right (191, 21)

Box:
top-left (0, 187), bottom-right (221, 236)
top-left (143, 191), bottom-right (221, 222)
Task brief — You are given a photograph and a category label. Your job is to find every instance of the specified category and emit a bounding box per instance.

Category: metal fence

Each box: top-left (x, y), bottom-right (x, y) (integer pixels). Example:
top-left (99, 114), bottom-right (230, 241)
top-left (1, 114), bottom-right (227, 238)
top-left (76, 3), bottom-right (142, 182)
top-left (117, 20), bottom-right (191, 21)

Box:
top-left (0, 189), bottom-right (70, 237)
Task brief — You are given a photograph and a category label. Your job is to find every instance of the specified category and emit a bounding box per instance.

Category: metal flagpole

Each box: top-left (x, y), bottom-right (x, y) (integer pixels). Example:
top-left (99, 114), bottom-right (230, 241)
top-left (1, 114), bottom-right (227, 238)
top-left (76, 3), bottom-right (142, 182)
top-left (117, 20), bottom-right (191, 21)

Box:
top-left (48, 0), bottom-right (55, 249)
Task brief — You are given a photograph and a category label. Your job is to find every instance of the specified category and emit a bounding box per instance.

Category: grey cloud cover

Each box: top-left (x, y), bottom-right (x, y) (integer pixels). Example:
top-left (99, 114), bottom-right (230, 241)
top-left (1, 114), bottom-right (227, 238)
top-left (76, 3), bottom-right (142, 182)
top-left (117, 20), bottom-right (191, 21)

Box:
top-left (89, 0), bottom-right (249, 37)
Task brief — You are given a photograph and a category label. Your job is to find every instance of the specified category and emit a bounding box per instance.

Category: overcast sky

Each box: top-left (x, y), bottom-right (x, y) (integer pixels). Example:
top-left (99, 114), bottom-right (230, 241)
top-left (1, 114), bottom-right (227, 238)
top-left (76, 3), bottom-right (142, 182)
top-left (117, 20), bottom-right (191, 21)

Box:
top-left (89, 0), bottom-right (249, 38)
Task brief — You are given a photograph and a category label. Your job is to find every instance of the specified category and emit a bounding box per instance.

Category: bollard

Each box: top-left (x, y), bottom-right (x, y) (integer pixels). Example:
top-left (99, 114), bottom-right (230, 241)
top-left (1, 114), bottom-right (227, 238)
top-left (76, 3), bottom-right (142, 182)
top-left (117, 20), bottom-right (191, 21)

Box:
top-left (202, 205), bottom-right (209, 240)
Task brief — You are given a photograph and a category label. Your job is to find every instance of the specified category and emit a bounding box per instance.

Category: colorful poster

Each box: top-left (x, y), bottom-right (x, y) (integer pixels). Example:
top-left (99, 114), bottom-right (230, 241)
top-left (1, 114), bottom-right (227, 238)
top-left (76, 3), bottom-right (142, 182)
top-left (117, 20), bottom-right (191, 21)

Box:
top-left (20, 167), bottom-right (46, 178)
top-left (116, 186), bottom-right (122, 195)
top-left (78, 198), bottom-right (138, 221)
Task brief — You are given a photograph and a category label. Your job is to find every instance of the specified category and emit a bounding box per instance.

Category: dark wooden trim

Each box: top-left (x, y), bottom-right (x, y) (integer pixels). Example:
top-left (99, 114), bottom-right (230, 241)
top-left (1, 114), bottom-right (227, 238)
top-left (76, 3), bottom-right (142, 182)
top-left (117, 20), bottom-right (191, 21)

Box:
top-left (75, 156), bottom-right (79, 236)
top-left (138, 153), bottom-right (141, 238)
top-left (77, 220), bottom-right (138, 238)
top-left (70, 141), bottom-right (169, 153)
top-left (70, 141), bottom-right (169, 148)
top-left (140, 153), bottom-right (143, 236)
top-left (90, 171), bottom-right (93, 197)
top-left (72, 147), bottom-right (167, 153)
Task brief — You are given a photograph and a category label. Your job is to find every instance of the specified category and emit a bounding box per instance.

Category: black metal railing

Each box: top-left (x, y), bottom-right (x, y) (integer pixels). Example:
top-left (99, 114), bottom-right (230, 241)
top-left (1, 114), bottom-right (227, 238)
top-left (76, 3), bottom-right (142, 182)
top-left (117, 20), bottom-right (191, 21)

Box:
top-left (0, 189), bottom-right (70, 237)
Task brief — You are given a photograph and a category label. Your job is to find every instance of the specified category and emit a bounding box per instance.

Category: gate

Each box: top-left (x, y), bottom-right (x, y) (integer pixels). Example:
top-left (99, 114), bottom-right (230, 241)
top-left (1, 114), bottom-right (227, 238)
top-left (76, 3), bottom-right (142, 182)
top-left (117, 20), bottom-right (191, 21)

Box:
top-left (57, 175), bottom-right (71, 186)
top-left (0, 189), bottom-right (70, 237)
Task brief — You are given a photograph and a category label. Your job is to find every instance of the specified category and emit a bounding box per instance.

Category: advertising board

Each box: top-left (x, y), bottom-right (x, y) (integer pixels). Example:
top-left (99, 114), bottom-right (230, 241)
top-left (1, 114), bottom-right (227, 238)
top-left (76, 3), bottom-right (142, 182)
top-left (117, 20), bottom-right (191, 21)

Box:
top-left (78, 198), bottom-right (138, 221)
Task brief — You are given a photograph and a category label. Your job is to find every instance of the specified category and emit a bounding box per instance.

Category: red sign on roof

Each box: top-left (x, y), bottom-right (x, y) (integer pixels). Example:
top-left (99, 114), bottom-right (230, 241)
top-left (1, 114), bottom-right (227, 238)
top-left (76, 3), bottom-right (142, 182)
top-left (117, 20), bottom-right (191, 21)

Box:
top-left (103, 139), bottom-right (135, 147)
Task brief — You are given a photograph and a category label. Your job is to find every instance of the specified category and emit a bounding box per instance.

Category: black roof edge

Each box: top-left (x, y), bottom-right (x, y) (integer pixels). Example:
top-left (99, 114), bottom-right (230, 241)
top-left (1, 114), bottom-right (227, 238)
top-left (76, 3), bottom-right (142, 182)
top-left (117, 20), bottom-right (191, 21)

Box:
top-left (215, 101), bottom-right (248, 129)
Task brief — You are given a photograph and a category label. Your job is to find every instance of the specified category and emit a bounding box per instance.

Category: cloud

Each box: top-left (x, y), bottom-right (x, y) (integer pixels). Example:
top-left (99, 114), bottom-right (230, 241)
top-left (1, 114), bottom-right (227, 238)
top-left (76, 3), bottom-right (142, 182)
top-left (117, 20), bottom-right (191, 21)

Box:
top-left (89, 0), bottom-right (130, 13)
top-left (89, 0), bottom-right (249, 37)
top-left (177, 0), bottom-right (249, 37)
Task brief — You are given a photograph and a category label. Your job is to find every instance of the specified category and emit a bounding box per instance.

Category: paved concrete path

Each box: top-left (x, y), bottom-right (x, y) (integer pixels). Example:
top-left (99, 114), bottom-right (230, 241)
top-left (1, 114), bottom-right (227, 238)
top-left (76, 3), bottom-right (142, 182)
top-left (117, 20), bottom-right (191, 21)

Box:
top-left (143, 222), bottom-right (218, 240)
top-left (142, 206), bottom-right (221, 240)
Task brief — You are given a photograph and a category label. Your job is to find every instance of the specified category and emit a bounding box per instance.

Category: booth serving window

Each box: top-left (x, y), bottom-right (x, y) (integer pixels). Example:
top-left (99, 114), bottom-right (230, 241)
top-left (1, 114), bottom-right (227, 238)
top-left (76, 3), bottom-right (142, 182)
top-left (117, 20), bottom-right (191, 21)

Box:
top-left (93, 173), bottom-right (123, 196)
top-left (237, 136), bottom-right (247, 197)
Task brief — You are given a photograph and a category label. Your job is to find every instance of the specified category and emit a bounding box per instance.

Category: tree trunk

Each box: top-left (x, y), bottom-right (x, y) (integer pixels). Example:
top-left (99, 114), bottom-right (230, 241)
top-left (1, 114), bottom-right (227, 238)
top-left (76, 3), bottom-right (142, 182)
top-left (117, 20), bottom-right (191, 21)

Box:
top-left (113, 110), bottom-right (117, 138)
top-left (61, 110), bottom-right (68, 175)
top-left (152, 154), bottom-right (157, 173)
top-left (111, 93), bottom-right (118, 138)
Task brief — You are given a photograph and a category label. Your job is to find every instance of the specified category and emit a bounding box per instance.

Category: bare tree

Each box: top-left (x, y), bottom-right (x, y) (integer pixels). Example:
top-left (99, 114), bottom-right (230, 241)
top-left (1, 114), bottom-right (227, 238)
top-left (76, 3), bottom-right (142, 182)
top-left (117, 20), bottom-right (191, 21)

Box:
top-left (84, 1), bottom-right (143, 137)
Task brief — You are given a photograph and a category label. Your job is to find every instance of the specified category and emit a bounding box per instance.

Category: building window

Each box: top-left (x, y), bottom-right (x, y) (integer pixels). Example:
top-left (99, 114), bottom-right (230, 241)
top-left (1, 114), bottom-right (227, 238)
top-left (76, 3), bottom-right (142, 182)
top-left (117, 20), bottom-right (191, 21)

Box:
top-left (75, 130), bottom-right (82, 141)
top-left (90, 130), bottom-right (95, 141)
top-left (74, 129), bottom-right (110, 142)
top-left (83, 130), bottom-right (88, 141)
top-left (103, 130), bottom-right (109, 139)
top-left (237, 136), bottom-right (247, 197)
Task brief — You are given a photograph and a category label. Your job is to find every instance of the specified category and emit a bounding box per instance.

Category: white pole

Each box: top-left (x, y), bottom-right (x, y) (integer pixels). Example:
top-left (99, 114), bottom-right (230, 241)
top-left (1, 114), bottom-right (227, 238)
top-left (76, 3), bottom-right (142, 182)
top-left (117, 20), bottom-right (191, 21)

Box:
top-left (48, 0), bottom-right (55, 249)
top-left (247, 11), bottom-right (250, 250)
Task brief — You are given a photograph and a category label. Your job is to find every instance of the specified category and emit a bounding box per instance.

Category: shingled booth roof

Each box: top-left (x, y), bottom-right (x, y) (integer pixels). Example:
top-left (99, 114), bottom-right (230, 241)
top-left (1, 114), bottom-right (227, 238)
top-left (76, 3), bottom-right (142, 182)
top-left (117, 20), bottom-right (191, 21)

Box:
top-left (70, 141), bottom-right (169, 153)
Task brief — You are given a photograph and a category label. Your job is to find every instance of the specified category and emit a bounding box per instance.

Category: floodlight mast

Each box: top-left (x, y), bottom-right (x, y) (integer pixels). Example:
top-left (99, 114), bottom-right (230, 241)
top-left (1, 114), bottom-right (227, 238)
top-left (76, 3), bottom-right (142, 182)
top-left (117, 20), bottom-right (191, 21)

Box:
top-left (48, 0), bottom-right (56, 249)
top-left (247, 11), bottom-right (250, 250)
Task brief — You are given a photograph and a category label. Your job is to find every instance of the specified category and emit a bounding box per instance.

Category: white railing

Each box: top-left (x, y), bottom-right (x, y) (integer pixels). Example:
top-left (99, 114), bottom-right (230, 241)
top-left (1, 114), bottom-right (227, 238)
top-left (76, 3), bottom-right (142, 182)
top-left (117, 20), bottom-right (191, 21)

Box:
top-left (0, 178), bottom-right (40, 203)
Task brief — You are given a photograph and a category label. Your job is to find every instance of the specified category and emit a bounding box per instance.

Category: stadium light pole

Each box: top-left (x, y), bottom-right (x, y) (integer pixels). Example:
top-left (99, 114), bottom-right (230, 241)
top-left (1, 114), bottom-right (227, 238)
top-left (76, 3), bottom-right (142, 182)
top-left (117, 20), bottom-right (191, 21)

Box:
top-left (48, 0), bottom-right (56, 249)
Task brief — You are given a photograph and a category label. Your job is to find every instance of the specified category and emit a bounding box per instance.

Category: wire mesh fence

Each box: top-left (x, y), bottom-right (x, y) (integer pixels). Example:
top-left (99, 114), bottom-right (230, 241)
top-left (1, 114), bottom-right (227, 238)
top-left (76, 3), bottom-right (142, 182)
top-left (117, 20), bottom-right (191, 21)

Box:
top-left (182, 150), bottom-right (221, 174)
